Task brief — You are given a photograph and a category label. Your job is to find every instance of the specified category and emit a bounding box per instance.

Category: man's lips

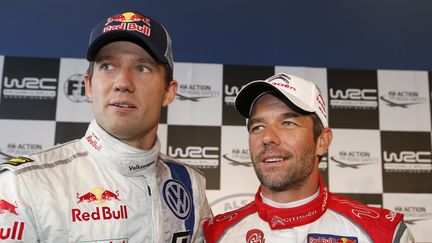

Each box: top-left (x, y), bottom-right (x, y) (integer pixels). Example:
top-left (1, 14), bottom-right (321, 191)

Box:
top-left (110, 101), bottom-right (137, 109)
top-left (259, 156), bottom-right (289, 164)
top-left (263, 157), bottom-right (284, 163)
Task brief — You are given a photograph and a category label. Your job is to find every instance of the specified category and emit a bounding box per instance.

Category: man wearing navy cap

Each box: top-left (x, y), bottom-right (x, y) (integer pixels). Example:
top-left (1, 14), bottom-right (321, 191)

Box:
top-left (203, 73), bottom-right (414, 242)
top-left (0, 11), bottom-right (212, 242)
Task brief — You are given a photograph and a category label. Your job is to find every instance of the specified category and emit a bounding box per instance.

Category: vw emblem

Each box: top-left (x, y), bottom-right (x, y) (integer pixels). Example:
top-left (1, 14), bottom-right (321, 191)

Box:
top-left (163, 179), bottom-right (192, 220)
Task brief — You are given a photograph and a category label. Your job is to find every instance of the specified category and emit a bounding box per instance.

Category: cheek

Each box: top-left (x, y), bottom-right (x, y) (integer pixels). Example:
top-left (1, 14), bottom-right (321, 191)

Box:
top-left (91, 80), bottom-right (110, 94)
top-left (143, 84), bottom-right (169, 102)
top-left (294, 136), bottom-right (316, 153)
top-left (248, 135), bottom-right (260, 153)
top-left (88, 85), bottom-right (101, 101)
top-left (89, 84), bottom-right (109, 108)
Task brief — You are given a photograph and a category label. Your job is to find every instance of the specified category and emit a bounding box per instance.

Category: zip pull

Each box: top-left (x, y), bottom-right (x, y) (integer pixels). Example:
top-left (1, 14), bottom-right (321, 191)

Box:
top-left (142, 175), bottom-right (152, 196)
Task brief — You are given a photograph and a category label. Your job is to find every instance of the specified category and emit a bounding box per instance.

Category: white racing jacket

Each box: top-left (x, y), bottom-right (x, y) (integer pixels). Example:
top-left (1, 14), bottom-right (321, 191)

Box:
top-left (204, 177), bottom-right (414, 243)
top-left (0, 120), bottom-right (212, 242)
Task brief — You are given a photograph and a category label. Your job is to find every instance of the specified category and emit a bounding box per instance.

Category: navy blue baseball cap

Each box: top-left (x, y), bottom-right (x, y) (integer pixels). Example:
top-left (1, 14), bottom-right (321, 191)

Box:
top-left (86, 11), bottom-right (173, 74)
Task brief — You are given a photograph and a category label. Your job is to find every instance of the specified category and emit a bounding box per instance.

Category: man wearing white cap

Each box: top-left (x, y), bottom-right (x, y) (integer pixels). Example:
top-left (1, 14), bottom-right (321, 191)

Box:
top-left (203, 73), bottom-right (414, 242)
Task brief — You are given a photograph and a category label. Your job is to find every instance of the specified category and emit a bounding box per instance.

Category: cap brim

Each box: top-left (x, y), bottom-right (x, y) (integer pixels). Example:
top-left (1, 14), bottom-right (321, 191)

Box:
top-left (234, 80), bottom-right (314, 118)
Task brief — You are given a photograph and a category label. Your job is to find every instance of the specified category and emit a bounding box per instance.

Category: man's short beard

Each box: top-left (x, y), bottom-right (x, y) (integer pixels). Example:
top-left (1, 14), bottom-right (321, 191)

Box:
top-left (254, 153), bottom-right (315, 192)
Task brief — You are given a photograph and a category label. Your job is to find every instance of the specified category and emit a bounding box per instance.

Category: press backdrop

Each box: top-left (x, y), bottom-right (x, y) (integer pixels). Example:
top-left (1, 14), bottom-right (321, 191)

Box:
top-left (0, 55), bottom-right (431, 241)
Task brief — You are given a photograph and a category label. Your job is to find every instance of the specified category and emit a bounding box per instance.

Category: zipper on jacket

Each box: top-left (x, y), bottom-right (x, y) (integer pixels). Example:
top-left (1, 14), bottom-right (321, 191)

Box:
top-left (142, 175), bottom-right (156, 242)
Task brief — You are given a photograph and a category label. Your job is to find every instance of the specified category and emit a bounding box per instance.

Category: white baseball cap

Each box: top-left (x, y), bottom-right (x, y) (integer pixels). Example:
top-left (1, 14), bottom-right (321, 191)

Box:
top-left (234, 73), bottom-right (328, 128)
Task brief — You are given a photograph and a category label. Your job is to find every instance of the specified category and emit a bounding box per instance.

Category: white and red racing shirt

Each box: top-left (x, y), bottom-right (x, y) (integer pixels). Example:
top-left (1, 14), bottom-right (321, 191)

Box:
top-left (204, 177), bottom-right (414, 243)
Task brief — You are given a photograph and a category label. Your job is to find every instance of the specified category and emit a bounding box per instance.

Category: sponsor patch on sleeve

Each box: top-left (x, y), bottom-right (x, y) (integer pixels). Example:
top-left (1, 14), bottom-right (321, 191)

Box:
top-left (2, 157), bottom-right (34, 166)
top-left (308, 233), bottom-right (358, 243)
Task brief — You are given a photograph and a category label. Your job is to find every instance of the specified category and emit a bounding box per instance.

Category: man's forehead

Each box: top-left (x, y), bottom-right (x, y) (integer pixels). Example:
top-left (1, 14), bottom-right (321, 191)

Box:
top-left (95, 41), bottom-right (156, 62)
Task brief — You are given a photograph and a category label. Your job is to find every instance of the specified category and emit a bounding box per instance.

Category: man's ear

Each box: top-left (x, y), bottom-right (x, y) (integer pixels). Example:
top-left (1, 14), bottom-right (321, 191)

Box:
top-left (316, 128), bottom-right (333, 157)
top-left (162, 80), bottom-right (178, 107)
top-left (84, 72), bottom-right (92, 101)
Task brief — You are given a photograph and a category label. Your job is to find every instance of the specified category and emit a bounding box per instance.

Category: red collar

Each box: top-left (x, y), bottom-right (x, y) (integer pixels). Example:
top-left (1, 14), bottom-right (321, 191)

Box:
top-left (255, 177), bottom-right (329, 230)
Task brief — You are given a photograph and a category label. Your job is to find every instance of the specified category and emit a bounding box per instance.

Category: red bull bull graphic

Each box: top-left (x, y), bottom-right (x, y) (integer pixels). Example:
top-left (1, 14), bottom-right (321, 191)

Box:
top-left (72, 187), bottom-right (127, 223)
top-left (107, 14), bottom-right (126, 23)
top-left (77, 192), bottom-right (97, 203)
top-left (103, 12), bottom-right (151, 36)
top-left (0, 199), bottom-right (18, 215)
top-left (0, 221), bottom-right (24, 240)
top-left (101, 190), bottom-right (120, 201)
top-left (106, 12), bottom-right (151, 25)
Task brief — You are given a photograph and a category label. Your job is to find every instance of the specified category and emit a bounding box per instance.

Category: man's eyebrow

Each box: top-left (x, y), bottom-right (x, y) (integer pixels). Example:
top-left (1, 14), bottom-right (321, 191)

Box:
top-left (247, 117), bottom-right (263, 126)
top-left (281, 112), bottom-right (301, 119)
top-left (247, 112), bottom-right (301, 129)
top-left (250, 111), bottom-right (300, 121)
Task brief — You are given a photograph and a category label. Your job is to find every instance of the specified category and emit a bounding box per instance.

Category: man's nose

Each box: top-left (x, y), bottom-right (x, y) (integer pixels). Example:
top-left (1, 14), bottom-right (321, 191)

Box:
top-left (262, 126), bottom-right (281, 146)
top-left (114, 71), bottom-right (135, 93)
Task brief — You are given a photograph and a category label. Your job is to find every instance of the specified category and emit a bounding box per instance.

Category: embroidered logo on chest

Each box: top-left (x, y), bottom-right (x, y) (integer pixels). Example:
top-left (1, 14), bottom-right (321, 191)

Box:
top-left (246, 229), bottom-right (265, 243)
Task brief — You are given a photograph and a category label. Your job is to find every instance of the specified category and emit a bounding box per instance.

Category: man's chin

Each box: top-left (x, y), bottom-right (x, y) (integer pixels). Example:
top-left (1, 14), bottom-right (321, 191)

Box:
top-left (103, 123), bottom-right (136, 138)
top-left (259, 175), bottom-right (307, 192)
top-left (258, 174), bottom-right (285, 190)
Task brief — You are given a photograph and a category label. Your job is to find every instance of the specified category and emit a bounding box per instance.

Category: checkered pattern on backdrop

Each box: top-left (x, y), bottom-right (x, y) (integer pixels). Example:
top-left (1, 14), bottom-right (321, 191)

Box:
top-left (0, 55), bottom-right (431, 242)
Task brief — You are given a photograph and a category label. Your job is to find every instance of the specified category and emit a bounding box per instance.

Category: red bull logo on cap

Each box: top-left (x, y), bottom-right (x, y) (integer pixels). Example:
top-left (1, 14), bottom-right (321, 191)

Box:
top-left (72, 187), bottom-right (127, 222)
top-left (103, 12), bottom-right (151, 36)
top-left (106, 12), bottom-right (151, 25)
